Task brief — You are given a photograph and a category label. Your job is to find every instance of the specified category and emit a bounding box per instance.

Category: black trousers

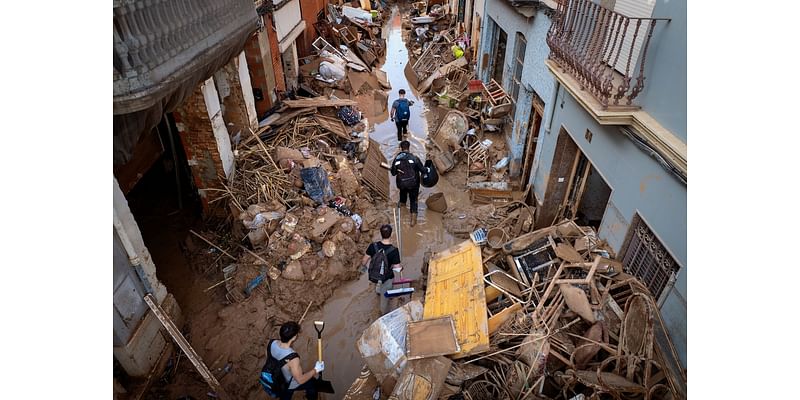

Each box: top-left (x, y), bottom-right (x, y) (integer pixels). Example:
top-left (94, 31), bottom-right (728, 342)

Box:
top-left (279, 377), bottom-right (318, 400)
top-left (399, 186), bottom-right (420, 213)
top-left (396, 120), bottom-right (408, 141)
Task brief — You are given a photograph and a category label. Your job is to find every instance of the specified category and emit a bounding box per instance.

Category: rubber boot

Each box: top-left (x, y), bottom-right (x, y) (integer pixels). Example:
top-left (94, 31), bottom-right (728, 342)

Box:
top-left (410, 212), bottom-right (417, 227)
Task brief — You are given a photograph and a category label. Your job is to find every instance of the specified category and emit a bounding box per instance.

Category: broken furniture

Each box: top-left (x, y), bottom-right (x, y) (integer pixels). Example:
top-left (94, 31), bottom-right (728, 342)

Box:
top-left (466, 138), bottom-right (491, 183)
top-left (389, 356), bottom-right (452, 400)
top-left (357, 301), bottom-right (424, 389)
top-left (406, 316), bottom-right (461, 360)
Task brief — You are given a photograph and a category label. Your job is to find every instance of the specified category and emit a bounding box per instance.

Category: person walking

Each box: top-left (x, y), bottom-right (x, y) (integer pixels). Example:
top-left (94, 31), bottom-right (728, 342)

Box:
top-left (390, 89), bottom-right (413, 141)
top-left (391, 140), bottom-right (424, 226)
top-left (266, 321), bottom-right (325, 400)
top-left (361, 224), bottom-right (402, 315)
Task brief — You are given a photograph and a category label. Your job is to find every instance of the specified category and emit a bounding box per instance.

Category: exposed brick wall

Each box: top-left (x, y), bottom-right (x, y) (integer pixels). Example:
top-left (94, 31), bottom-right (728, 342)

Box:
top-left (244, 33), bottom-right (272, 117)
top-left (266, 13), bottom-right (286, 94)
top-left (173, 84), bottom-right (226, 212)
top-left (298, 0), bottom-right (325, 58)
top-left (216, 57), bottom-right (251, 137)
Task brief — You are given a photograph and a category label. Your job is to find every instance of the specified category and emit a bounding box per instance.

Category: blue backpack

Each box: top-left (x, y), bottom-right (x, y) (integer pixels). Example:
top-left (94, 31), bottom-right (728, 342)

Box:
top-left (396, 99), bottom-right (410, 122)
top-left (259, 340), bottom-right (298, 397)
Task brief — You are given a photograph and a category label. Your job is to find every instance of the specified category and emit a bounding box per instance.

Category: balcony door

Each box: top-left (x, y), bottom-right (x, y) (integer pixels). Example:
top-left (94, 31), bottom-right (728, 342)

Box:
top-left (611, 0), bottom-right (656, 74)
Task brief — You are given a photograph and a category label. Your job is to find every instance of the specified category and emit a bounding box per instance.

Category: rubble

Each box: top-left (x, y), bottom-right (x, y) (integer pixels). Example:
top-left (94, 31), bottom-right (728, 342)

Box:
top-left (346, 218), bottom-right (686, 400)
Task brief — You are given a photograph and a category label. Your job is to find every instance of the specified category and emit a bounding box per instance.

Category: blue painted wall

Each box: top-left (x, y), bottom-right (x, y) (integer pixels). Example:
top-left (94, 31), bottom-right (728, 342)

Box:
top-left (476, 0), bottom-right (687, 367)
top-left (478, 1), bottom-right (556, 177)
top-left (538, 91), bottom-right (687, 366)
top-left (636, 0), bottom-right (687, 141)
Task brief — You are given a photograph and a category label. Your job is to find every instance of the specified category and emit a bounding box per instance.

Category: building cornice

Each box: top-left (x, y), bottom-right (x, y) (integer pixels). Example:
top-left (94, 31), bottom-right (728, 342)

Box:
top-left (546, 59), bottom-right (687, 180)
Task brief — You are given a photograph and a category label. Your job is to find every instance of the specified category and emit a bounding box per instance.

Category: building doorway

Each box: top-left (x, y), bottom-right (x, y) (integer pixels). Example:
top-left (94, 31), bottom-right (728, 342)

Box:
top-left (120, 113), bottom-right (203, 310)
top-left (536, 128), bottom-right (611, 230)
top-left (520, 94), bottom-right (544, 189)
top-left (490, 22), bottom-right (507, 84)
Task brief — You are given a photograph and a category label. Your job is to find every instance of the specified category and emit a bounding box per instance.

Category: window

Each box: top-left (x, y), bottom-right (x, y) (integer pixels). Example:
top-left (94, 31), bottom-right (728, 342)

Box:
top-left (510, 33), bottom-right (527, 104)
top-left (620, 214), bottom-right (681, 300)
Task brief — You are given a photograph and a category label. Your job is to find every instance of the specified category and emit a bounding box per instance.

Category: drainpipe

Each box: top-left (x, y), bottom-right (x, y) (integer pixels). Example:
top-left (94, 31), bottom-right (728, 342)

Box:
top-left (544, 81), bottom-right (561, 136)
top-left (528, 80), bottom-right (561, 193)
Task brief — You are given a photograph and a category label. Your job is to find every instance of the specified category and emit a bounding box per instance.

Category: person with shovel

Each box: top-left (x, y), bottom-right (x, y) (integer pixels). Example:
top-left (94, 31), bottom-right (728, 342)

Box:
top-left (268, 321), bottom-right (325, 400)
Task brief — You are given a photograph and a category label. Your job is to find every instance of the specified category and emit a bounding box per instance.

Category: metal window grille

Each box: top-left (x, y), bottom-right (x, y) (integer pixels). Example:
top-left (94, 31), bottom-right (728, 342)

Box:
top-left (621, 216), bottom-right (680, 299)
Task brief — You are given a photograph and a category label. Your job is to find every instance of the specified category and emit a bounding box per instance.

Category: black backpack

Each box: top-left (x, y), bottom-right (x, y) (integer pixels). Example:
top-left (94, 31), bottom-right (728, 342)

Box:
top-left (395, 154), bottom-right (419, 190)
top-left (368, 243), bottom-right (393, 283)
top-left (259, 339), bottom-right (298, 397)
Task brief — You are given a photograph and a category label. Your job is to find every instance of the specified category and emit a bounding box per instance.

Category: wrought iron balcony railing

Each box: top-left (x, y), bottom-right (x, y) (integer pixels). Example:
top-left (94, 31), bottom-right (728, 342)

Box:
top-left (113, 0), bottom-right (257, 114)
top-left (546, 0), bottom-right (669, 109)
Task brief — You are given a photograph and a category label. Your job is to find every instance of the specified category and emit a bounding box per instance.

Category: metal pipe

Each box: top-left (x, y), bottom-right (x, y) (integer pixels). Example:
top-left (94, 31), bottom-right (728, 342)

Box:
top-left (163, 113), bottom-right (183, 210)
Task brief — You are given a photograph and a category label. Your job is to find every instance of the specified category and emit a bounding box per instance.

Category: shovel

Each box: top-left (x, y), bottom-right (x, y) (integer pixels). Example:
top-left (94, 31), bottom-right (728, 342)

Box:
top-left (313, 321), bottom-right (335, 394)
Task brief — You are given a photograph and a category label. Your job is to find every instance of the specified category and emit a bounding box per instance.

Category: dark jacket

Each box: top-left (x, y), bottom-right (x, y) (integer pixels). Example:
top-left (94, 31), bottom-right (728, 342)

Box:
top-left (390, 151), bottom-right (424, 188)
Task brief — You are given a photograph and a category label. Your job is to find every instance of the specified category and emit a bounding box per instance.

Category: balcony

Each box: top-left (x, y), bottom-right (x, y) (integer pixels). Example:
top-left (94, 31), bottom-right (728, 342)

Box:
top-left (546, 0), bottom-right (669, 109)
top-left (113, 0), bottom-right (258, 115)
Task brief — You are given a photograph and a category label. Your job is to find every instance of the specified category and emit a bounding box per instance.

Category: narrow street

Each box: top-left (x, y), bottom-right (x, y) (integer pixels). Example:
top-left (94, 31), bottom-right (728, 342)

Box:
top-left (111, 1), bottom-right (689, 399)
top-left (290, 8), bottom-right (466, 398)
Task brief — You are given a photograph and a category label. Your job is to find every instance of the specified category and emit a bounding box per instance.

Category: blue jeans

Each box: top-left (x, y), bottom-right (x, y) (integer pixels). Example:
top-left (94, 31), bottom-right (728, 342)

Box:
top-left (280, 377), bottom-right (318, 400)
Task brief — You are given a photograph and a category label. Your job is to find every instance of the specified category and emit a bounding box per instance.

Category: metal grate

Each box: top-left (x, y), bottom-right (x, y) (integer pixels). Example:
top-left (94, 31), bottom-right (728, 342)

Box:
top-left (621, 216), bottom-right (679, 299)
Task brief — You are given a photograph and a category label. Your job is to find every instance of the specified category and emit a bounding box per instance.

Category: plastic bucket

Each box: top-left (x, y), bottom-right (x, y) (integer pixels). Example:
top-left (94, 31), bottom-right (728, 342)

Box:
top-left (425, 193), bottom-right (448, 213)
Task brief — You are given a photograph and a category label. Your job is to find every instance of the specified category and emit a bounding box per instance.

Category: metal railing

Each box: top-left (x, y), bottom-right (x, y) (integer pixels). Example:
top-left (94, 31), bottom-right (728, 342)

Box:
top-left (546, 0), bottom-right (670, 108)
top-left (113, 0), bottom-right (257, 112)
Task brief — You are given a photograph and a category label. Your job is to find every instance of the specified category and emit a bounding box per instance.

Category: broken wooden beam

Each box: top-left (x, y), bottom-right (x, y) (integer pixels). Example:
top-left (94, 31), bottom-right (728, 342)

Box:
top-left (283, 97), bottom-right (358, 108)
top-left (143, 294), bottom-right (230, 399)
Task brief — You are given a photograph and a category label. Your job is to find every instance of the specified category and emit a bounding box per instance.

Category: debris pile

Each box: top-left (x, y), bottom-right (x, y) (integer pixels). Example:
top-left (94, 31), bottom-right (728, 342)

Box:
top-left (345, 220), bottom-right (686, 400)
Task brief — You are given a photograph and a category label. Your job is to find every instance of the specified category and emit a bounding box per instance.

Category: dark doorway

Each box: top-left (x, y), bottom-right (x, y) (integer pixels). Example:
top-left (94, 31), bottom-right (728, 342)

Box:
top-left (536, 127), bottom-right (612, 230)
top-left (574, 166), bottom-right (612, 231)
top-left (491, 25), bottom-right (507, 84)
top-left (122, 113), bottom-right (203, 311)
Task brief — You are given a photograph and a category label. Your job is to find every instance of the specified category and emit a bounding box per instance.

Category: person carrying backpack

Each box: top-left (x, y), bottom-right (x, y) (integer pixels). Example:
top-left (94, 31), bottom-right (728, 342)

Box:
top-left (391, 140), bottom-right (424, 226)
top-left (259, 321), bottom-right (324, 400)
top-left (361, 224), bottom-right (402, 315)
top-left (391, 89), bottom-right (413, 141)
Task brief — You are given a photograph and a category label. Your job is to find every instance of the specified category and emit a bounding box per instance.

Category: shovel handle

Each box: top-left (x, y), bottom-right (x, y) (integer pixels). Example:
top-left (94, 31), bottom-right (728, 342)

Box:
top-left (317, 338), bottom-right (323, 362)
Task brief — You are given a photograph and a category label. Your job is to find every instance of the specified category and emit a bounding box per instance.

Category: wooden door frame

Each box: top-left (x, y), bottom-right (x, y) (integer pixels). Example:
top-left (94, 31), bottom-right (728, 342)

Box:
top-left (558, 152), bottom-right (591, 221)
top-left (521, 97), bottom-right (545, 188)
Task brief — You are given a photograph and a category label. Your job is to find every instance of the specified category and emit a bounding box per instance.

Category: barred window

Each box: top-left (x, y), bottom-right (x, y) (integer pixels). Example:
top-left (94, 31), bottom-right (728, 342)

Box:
top-left (620, 214), bottom-right (680, 300)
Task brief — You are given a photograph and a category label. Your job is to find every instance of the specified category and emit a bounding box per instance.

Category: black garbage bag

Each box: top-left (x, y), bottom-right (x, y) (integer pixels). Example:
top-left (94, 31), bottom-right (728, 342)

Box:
top-left (421, 159), bottom-right (439, 188)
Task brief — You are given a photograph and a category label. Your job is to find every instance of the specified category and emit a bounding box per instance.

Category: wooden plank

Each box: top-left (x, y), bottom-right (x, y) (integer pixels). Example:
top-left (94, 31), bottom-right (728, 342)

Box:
top-left (314, 115), bottom-right (350, 140)
top-left (267, 107), bottom-right (316, 127)
top-left (283, 97), bottom-right (358, 108)
top-left (423, 241), bottom-right (489, 359)
top-left (488, 303), bottom-right (523, 335)
top-left (362, 138), bottom-right (389, 199)
top-left (407, 316), bottom-right (461, 360)
top-left (143, 294), bottom-right (229, 399)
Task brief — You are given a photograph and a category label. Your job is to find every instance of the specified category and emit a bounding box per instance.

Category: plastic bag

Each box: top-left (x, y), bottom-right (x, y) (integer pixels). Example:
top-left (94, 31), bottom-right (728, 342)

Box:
top-left (421, 159), bottom-right (439, 187)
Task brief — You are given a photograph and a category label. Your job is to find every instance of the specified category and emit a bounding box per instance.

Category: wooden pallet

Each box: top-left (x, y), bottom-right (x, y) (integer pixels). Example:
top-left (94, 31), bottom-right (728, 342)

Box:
top-left (361, 138), bottom-right (389, 200)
